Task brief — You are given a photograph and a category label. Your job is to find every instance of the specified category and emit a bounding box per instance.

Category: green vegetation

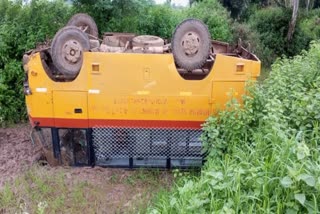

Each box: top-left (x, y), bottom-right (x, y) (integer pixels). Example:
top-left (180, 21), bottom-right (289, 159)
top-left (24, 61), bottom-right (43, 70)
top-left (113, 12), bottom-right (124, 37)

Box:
top-left (187, 0), bottom-right (233, 42)
top-left (247, 6), bottom-right (320, 66)
top-left (149, 41), bottom-right (320, 213)
top-left (0, 0), bottom-right (71, 124)
top-left (72, 0), bottom-right (233, 40)
top-left (300, 9), bottom-right (320, 41)
top-left (249, 7), bottom-right (308, 65)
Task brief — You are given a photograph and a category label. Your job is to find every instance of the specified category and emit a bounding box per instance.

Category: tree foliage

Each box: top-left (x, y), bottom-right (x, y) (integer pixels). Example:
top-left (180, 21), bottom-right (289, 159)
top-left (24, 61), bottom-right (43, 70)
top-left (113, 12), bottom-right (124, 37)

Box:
top-left (72, 0), bottom-right (153, 34)
top-left (188, 0), bottom-right (233, 41)
top-left (0, 0), bottom-right (71, 124)
top-left (137, 5), bottom-right (186, 38)
top-left (239, 6), bottom-right (313, 66)
top-left (220, 0), bottom-right (250, 18)
top-left (72, 0), bottom-right (232, 40)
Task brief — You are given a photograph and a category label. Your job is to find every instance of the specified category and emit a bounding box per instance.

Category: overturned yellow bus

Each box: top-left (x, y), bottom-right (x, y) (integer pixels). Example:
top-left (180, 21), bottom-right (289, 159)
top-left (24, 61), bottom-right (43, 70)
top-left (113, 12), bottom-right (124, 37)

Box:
top-left (23, 14), bottom-right (260, 168)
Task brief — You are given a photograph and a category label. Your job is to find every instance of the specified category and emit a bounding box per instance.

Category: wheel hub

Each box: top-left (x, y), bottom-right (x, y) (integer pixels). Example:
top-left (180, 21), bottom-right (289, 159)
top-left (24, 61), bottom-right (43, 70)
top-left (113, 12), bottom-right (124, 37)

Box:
top-left (181, 32), bottom-right (200, 56)
top-left (63, 40), bottom-right (82, 64)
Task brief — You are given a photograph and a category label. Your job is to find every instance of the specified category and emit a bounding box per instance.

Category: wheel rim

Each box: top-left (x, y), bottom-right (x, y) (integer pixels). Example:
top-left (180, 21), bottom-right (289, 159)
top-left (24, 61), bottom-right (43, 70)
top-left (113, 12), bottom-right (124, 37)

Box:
top-left (181, 31), bottom-right (200, 56)
top-left (62, 40), bottom-right (83, 64)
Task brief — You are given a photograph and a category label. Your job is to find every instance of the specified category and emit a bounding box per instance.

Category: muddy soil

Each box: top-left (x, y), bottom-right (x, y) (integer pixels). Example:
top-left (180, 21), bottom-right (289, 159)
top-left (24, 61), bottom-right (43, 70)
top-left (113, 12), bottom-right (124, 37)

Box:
top-left (0, 124), bottom-right (42, 187)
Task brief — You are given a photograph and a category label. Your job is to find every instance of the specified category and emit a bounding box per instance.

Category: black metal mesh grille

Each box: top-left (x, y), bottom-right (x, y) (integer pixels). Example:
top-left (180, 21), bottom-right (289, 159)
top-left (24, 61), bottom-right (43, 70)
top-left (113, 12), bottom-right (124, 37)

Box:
top-left (92, 127), bottom-right (203, 167)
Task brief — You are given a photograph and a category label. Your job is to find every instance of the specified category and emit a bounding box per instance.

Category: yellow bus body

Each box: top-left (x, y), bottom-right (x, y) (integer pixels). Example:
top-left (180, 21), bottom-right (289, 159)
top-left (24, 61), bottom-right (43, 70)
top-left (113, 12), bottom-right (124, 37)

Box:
top-left (25, 52), bottom-right (260, 129)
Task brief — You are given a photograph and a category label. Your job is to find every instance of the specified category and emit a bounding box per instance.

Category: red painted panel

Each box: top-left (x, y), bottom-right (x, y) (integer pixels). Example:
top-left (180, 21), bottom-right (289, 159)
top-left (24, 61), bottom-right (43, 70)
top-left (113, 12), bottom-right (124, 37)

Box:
top-left (30, 117), bottom-right (203, 129)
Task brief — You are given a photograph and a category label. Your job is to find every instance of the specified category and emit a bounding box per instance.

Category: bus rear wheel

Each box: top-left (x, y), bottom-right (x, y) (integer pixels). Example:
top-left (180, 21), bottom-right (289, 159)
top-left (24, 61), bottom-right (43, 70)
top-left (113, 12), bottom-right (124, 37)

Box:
top-left (67, 13), bottom-right (99, 39)
top-left (51, 26), bottom-right (90, 77)
top-left (172, 19), bottom-right (211, 71)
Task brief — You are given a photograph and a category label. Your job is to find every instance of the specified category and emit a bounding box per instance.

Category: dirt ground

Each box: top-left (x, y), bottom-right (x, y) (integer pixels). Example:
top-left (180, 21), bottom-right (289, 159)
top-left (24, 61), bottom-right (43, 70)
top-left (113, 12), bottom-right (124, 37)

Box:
top-left (0, 124), bottom-right (173, 213)
top-left (0, 124), bottom-right (42, 188)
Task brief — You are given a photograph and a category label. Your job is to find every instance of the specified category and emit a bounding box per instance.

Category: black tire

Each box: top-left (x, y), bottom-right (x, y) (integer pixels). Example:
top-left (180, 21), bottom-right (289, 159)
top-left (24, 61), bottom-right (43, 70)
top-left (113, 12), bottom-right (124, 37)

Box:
top-left (172, 19), bottom-right (211, 71)
top-left (67, 13), bottom-right (98, 39)
top-left (51, 26), bottom-right (90, 77)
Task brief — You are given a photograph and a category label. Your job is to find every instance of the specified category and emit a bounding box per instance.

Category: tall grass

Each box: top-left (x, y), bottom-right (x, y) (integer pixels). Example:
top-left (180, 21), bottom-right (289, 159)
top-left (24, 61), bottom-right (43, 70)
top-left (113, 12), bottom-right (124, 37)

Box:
top-left (149, 41), bottom-right (320, 213)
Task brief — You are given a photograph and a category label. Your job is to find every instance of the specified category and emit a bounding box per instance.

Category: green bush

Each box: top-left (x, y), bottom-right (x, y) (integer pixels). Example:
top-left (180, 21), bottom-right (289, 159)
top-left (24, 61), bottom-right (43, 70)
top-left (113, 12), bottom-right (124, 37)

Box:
top-left (149, 42), bottom-right (320, 213)
top-left (72, 0), bottom-right (153, 34)
top-left (299, 9), bottom-right (320, 41)
top-left (248, 7), bottom-right (311, 66)
top-left (73, 0), bottom-right (232, 40)
top-left (137, 5), bottom-right (186, 39)
top-left (105, 4), bottom-right (186, 38)
top-left (0, 0), bottom-right (71, 125)
top-left (187, 0), bottom-right (233, 42)
top-left (0, 60), bottom-right (25, 124)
